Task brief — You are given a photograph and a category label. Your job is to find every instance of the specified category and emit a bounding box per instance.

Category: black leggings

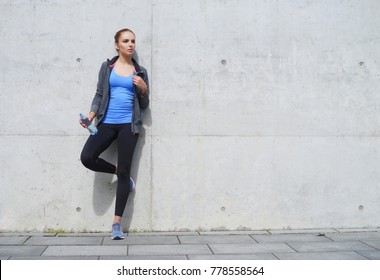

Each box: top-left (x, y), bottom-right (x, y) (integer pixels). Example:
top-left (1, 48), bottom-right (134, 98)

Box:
top-left (80, 123), bottom-right (138, 217)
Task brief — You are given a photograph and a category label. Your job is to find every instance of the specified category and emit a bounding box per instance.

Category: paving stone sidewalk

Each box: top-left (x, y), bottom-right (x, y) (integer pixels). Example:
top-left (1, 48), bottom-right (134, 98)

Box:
top-left (1, 228), bottom-right (380, 260)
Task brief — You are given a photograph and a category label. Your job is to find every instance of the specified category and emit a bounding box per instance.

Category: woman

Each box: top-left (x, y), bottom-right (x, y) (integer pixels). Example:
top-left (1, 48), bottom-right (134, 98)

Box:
top-left (80, 28), bottom-right (149, 240)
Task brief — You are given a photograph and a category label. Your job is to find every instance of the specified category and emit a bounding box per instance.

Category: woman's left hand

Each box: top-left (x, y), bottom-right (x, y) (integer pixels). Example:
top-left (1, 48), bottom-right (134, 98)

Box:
top-left (132, 76), bottom-right (148, 95)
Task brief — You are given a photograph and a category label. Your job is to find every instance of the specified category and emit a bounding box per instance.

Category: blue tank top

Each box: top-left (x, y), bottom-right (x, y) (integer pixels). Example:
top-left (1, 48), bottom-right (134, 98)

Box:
top-left (102, 68), bottom-right (134, 124)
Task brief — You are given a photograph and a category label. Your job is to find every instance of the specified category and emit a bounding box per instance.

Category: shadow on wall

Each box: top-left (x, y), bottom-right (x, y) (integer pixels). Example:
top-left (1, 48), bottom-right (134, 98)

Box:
top-left (89, 51), bottom-right (152, 230)
top-left (91, 119), bottom-right (150, 230)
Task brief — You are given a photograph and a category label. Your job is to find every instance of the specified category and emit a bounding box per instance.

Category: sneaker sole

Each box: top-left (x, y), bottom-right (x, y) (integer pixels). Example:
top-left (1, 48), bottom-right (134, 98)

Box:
top-left (111, 236), bottom-right (125, 240)
top-left (130, 177), bottom-right (136, 192)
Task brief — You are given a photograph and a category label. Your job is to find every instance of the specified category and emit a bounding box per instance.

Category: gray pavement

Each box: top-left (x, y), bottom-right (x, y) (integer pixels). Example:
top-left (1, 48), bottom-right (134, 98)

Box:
top-left (1, 228), bottom-right (380, 260)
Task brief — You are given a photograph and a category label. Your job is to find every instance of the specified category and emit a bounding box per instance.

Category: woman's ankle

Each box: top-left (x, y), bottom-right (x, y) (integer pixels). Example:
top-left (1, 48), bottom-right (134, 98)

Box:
top-left (113, 216), bottom-right (122, 224)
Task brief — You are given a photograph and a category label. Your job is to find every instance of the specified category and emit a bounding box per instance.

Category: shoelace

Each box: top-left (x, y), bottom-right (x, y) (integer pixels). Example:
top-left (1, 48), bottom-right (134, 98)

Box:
top-left (113, 223), bottom-right (121, 232)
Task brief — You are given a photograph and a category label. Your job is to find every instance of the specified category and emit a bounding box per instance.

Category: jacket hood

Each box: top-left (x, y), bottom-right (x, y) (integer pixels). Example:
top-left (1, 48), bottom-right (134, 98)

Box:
top-left (107, 56), bottom-right (119, 65)
top-left (107, 56), bottom-right (140, 71)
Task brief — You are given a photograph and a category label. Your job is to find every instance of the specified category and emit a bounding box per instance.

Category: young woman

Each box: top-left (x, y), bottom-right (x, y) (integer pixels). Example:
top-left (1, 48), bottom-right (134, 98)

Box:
top-left (80, 28), bottom-right (149, 239)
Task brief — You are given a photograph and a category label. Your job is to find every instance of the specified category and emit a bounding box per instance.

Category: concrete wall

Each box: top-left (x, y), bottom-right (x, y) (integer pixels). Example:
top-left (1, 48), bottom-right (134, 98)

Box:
top-left (1, 0), bottom-right (379, 232)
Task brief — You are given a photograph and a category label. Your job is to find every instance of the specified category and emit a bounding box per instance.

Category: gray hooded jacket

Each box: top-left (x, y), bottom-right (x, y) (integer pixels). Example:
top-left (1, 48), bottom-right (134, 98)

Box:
top-left (90, 56), bottom-right (149, 133)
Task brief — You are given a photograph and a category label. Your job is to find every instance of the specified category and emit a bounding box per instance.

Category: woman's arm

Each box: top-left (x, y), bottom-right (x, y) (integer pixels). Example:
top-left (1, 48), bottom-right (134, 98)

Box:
top-left (135, 67), bottom-right (150, 109)
top-left (90, 62), bottom-right (108, 115)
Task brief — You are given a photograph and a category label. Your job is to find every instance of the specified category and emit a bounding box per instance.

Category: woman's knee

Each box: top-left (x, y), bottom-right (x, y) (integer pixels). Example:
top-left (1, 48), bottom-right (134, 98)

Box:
top-left (80, 150), bottom-right (94, 168)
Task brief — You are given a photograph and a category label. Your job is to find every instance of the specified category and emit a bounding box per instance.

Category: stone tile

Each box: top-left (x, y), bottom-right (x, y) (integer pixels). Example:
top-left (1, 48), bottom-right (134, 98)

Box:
top-left (0, 246), bottom-right (46, 256)
top-left (179, 235), bottom-right (256, 244)
top-left (42, 246), bottom-right (128, 256)
top-left (335, 228), bottom-right (379, 233)
top-left (129, 244), bottom-right (212, 256)
top-left (57, 233), bottom-right (108, 237)
top-left (0, 236), bottom-right (29, 245)
top-left (0, 232), bottom-right (55, 237)
top-left (188, 254), bottom-right (278, 260)
top-left (103, 235), bottom-right (179, 245)
top-left (100, 255), bottom-right (188, 260)
top-left (199, 231), bottom-right (269, 235)
top-left (25, 236), bottom-right (103, 246)
top-left (287, 241), bottom-right (376, 252)
top-left (268, 228), bottom-right (338, 234)
top-left (10, 256), bottom-right (99, 260)
top-left (357, 250), bottom-right (380, 260)
top-left (361, 240), bottom-right (380, 250)
top-left (325, 232), bottom-right (380, 242)
top-left (275, 251), bottom-right (367, 260)
top-left (209, 243), bottom-right (295, 254)
top-left (128, 231), bottom-right (199, 236)
top-left (252, 233), bottom-right (330, 243)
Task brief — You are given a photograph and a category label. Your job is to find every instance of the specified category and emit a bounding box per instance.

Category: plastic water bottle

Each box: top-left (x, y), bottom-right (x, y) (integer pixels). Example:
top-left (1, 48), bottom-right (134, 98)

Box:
top-left (80, 113), bottom-right (98, 135)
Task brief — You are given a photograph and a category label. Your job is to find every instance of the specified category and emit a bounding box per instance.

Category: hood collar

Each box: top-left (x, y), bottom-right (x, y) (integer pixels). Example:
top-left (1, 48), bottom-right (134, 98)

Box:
top-left (108, 56), bottom-right (139, 69)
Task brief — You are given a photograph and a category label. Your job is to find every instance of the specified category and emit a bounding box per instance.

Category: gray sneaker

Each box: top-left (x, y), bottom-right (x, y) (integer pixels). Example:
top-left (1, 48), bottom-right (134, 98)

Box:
top-left (111, 223), bottom-right (125, 240)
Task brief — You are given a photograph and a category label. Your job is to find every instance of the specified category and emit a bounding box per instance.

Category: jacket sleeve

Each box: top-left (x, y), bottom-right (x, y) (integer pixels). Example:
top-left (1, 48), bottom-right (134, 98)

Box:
top-left (137, 67), bottom-right (150, 110)
top-left (90, 62), bottom-right (107, 114)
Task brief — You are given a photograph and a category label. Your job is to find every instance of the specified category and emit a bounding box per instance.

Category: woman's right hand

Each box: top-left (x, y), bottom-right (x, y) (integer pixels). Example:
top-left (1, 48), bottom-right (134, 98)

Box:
top-left (79, 118), bottom-right (87, 128)
top-left (79, 112), bottom-right (96, 128)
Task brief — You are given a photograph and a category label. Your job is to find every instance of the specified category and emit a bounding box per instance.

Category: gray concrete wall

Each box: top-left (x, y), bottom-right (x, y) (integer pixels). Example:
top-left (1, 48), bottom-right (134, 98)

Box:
top-left (1, 0), bottom-right (379, 232)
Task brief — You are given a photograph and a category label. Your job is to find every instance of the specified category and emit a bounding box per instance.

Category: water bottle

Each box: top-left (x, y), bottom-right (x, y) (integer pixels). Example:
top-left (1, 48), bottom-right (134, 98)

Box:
top-left (80, 113), bottom-right (98, 135)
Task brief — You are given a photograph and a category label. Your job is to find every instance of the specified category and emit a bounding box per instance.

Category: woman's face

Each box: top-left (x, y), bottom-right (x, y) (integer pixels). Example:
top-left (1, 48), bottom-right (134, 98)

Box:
top-left (115, 31), bottom-right (136, 56)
